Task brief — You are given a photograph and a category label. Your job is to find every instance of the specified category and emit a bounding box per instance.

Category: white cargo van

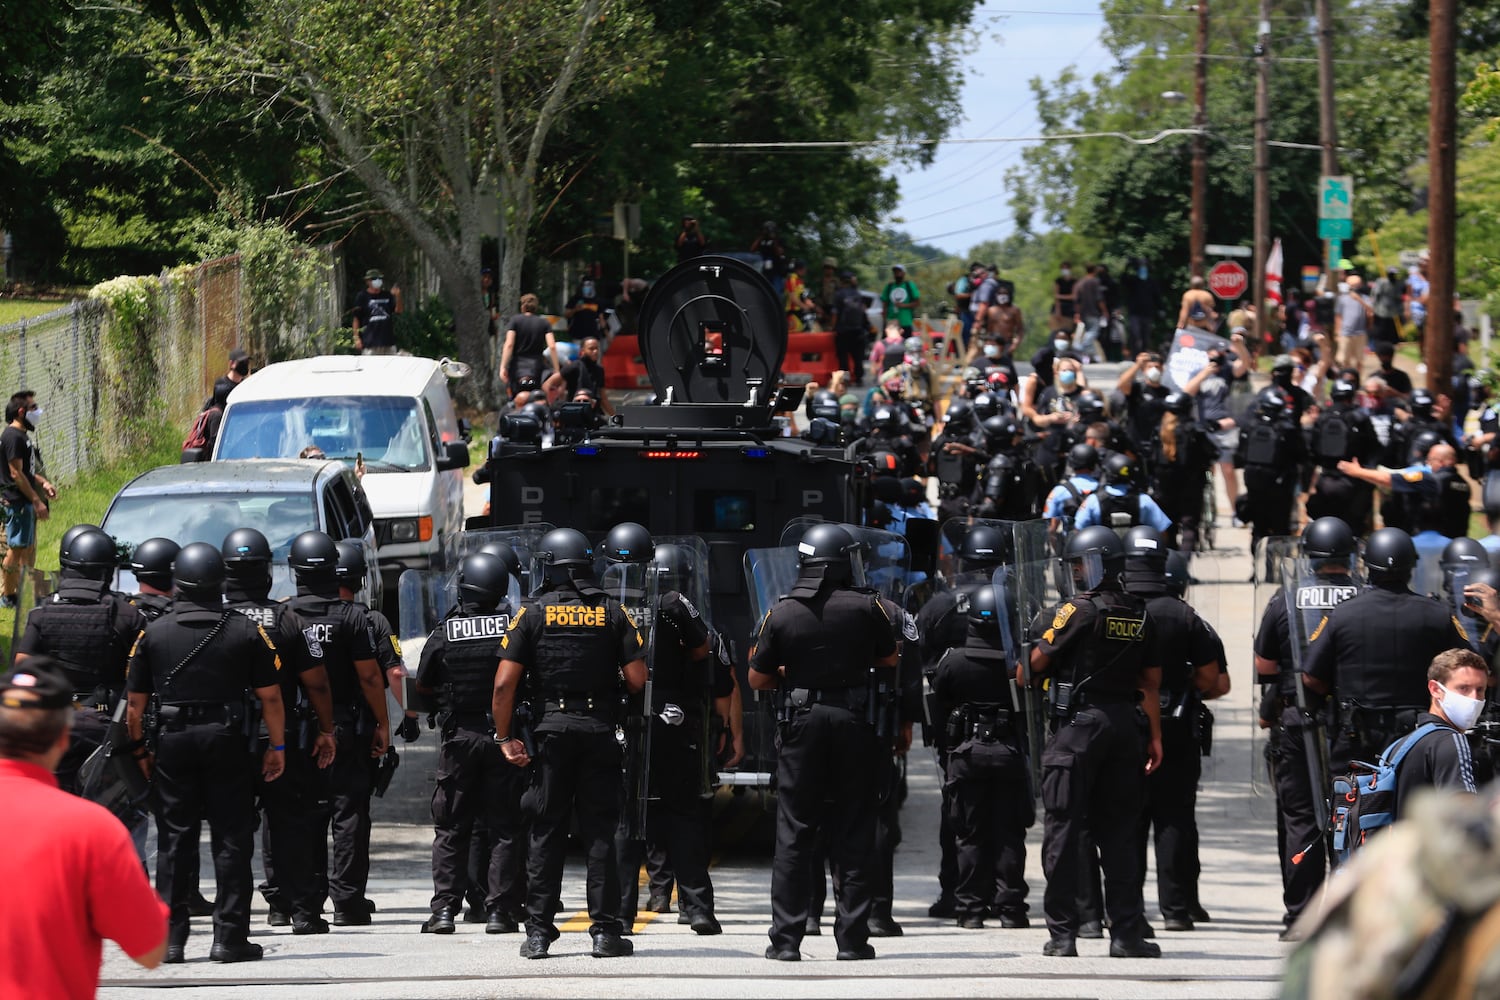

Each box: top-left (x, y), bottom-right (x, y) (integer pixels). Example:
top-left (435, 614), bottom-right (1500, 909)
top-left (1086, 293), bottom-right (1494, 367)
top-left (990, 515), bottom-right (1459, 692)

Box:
top-left (212, 355), bottom-right (470, 596)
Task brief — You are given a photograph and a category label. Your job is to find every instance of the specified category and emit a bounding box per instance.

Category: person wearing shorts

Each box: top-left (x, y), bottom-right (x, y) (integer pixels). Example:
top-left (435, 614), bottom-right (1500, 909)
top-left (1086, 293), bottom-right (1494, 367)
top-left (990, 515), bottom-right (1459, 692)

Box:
top-left (0, 395), bottom-right (52, 609)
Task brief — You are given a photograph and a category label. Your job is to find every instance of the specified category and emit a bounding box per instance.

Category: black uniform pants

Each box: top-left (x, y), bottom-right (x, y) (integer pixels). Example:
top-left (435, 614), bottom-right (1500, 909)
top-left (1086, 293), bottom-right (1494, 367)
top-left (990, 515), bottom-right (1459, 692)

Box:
top-left (1275, 707), bottom-right (1329, 923)
top-left (946, 738), bottom-right (1033, 919)
top-left (769, 704), bottom-right (880, 953)
top-left (431, 722), bottom-right (527, 914)
top-left (57, 706), bottom-right (110, 796)
top-left (153, 723), bottom-right (257, 946)
top-left (1040, 704), bottom-right (1147, 943)
top-left (526, 725), bottom-right (624, 938)
top-left (617, 720), bottom-right (715, 921)
top-left (870, 754), bottom-right (903, 919)
top-left (260, 740), bottom-right (327, 921)
top-left (1138, 717), bottom-right (1202, 921)
top-left (327, 725), bottom-right (378, 909)
top-left (935, 747), bottom-right (959, 901)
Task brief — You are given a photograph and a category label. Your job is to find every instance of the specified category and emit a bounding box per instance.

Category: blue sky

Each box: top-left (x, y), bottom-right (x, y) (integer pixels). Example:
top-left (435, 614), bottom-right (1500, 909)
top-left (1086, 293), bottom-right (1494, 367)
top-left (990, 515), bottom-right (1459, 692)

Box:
top-left (891, 2), bottom-right (1114, 257)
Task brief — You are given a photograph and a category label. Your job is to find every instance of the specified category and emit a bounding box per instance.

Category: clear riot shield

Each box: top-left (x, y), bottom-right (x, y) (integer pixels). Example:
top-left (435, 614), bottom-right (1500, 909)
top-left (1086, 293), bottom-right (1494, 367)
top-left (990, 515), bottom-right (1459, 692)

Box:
top-left (466, 522), bottom-right (554, 597)
top-left (396, 569), bottom-right (451, 715)
top-left (1250, 536), bottom-right (1298, 800)
top-left (777, 518), bottom-right (913, 607)
top-left (596, 558), bottom-right (658, 841)
top-left (1009, 518), bottom-right (1053, 793)
top-left (1278, 550), bottom-right (1362, 833)
top-left (652, 535), bottom-right (721, 795)
top-left (1446, 562), bottom-right (1486, 652)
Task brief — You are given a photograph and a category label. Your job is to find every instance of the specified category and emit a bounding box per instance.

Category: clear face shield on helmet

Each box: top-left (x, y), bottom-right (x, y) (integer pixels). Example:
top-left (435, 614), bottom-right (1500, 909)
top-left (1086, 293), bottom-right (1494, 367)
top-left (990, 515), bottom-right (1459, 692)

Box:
top-left (1069, 552), bottom-right (1106, 591)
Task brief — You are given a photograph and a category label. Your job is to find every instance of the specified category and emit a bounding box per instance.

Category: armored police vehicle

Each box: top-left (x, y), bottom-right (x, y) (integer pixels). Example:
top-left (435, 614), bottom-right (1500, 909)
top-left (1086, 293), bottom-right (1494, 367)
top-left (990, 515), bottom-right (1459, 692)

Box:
top-left (475, 255), bottom-right (872, 786)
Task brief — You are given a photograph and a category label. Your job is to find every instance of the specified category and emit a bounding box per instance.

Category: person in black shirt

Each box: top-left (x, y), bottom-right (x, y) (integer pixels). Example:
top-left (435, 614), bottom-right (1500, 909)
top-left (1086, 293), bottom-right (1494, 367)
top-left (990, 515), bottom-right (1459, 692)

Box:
top-left (500, 293), bottom-right (560, 397)
top-left (15, 527), bottom-right (145, 794)
top-left (832, 271), bottom-right (872, 385)
top-left (125, 542), bottom-right (285, 964)
top-left (1395, 648), bottom-right (1486, 819)
top-left (351, 268), bottom-right (402, 355)
top-left (749, 523), bottom-right (898, 962)
top-left (544, 337), bottom-right (614, 417)
top-left (565, 267), bottom-right (606, 345)
top-left (493, 527), bottom-right (646, 960)
top-left (212, 348), bottom-right (251, 408)
top-left (1372, 342), bottom-right (1414, 398)
top-left (933, 585), bottom-right (1034, 930)
top-left (284, 531), bottom-right (390, 926)
top-left (675, 216), bottom-right (708, 261)
top-left (0, 395), bottom-right (53, 607)
top-left (1026, 526), bottom-right (1162, 959)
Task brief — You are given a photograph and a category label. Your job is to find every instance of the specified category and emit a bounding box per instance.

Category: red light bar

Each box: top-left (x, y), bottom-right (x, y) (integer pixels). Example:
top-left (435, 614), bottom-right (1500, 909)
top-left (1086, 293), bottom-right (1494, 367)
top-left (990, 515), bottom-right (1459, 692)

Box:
top-left (639, 449), bottom-right (703, 459)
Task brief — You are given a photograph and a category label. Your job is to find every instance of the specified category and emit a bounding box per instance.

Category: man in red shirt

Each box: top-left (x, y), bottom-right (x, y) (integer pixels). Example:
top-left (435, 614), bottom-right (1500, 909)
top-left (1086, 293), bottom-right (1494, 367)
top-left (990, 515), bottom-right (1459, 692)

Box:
top-left (0, 658), bottom-right (167, 997)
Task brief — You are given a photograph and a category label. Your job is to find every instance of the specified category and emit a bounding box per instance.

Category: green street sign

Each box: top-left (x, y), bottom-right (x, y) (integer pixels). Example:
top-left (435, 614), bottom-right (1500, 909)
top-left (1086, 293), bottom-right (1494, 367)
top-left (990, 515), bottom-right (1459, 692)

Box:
top-left (1319, 175), bottom-right (1353, 220)
top-left (1318, 218), bottom-right (1353, 240)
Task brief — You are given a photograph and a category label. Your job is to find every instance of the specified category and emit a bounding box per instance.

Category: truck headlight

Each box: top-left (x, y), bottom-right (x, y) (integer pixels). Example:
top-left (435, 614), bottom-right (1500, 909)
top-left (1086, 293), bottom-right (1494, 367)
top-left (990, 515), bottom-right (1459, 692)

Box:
top-left (386, 516), bottom-right (433, 543)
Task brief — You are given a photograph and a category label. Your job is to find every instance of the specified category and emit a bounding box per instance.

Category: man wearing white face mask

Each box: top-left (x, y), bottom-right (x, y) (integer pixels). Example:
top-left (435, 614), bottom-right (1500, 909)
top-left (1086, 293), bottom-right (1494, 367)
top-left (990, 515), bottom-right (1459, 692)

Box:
top-left (1393, 648), bottom-right (1486, 819)
top-left (352, 268), bottom-right (403, 356)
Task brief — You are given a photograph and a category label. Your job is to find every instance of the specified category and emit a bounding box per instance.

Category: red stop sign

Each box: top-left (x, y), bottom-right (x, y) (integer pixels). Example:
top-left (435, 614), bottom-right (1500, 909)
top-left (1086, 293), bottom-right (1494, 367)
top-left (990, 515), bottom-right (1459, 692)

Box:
top-left (1208, 260), bottom-right (1249, 300)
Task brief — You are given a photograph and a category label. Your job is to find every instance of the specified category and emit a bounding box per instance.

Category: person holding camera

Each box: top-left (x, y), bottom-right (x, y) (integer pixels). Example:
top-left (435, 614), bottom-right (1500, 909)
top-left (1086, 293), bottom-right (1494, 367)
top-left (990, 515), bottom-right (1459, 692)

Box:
top-left (1182, 334), bottom-right (1252, 512)
top-left (675, 216), bottom-right (708, 262)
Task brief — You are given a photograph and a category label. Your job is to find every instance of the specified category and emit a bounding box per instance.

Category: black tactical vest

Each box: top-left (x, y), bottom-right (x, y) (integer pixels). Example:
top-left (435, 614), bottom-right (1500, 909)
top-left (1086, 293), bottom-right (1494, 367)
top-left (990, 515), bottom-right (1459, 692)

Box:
top-left (439, 611), bottom-right (510, 712)
top-left (32, 582), bottom-right (123, 692)
top-left (530, 590), bottom-right (623, 697)
top-left (1068, 589), bottom-right (1150, 701)
top-left (130, 592), bottom-right (174, 623)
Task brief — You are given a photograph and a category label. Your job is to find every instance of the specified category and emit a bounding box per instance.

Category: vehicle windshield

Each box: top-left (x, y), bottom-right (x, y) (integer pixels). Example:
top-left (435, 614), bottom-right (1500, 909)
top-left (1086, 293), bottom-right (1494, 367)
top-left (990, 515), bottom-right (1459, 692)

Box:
top-left (103, 491), bottom-right (318, 563)
top-left (215, 396), bottom-right (431, 472)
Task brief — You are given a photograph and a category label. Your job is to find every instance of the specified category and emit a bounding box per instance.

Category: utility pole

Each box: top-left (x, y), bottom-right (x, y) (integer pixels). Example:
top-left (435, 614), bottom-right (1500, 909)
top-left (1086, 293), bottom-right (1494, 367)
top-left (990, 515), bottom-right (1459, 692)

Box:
top-left (1316, 0), bottom-right (1338, 276)
top-left (1427, 0), bottom-right (1456, 394)
top-left (1190, 0), bottom-right (1209, 279)
top-left (1252, 3), bottom-right (1271, 320)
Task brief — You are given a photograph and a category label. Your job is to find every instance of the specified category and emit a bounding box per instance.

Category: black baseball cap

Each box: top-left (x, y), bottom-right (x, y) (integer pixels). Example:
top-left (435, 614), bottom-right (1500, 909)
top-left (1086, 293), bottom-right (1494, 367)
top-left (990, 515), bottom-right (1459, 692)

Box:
top-left (0, 658), bottom-right (72, 710)
top-left (228, 348), bottom-right (249, 363)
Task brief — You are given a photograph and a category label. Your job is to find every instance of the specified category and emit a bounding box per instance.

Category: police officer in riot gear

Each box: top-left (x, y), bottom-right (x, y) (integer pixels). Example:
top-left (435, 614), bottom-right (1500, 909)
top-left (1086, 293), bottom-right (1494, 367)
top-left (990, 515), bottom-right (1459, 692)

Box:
top-left (1074, 453), bottom-right (1172, 535)
top-left (220, 527), bottom-right (338, 935)
top-left (14, 526), bottom-right (145, 794)
top-left (333, 541), bottom-right (409, 734)
top-left (286, 530), bottom-right (391, 925)
top-left (125, 542), bottom-right (286, 964)
top-left (1386, 387), bottom-right (1456, 468)
top-left (1235, 388), bottom-right (1310, 551)
top-left (492, 527), bottom-right (646, 960)
top-left (1253, 516), bottom-right (1357, 935)
top-left (1306, 379), bottom-right (1381, 533)
top-left (1122, 527), bottom-right (1227, 932)
top-left (975, 416), bottom-right (1038, 520)
top-left (1341, 441), bottom-right (1473, 542)
top-left (614, 535), bottom-right (734, 936)
top-left (915, 523), bottom-right (1009, 918)
top-left (1025, 525), bottom-right (1163, 958)
top-left (854, 406), bottom-right (922, 478)
top-left (749, 522), bottom-right (897, 961)
top-left (932, 584), bottom-right (1034, 930)
top-left (128, 537), bottom-right (179, 621)
top-left (414, 552), bottom-right (527, 936)
top-left (1303, 527), bottom-right (1470, 772)
top-left (931, 398), bottom-right (986, 521)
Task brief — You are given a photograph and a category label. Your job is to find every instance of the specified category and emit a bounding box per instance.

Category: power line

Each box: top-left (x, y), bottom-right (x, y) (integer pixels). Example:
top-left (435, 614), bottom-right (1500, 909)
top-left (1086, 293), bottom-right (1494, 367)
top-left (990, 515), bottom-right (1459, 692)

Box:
top-left (693, 128), bottom-right (1204, 151)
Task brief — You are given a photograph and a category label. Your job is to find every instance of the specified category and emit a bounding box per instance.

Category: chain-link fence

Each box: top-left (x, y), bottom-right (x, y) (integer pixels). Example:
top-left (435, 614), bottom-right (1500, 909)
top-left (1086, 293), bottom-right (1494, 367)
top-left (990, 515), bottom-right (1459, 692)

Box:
top-left (0, 246), bottom-right (340, 484)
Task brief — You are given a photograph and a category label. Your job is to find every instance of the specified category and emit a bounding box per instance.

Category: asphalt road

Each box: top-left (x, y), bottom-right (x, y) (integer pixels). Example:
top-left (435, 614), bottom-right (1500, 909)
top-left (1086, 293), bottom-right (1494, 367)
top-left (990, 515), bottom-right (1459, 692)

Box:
top-left (100, 368), bottom-right (1296, 998)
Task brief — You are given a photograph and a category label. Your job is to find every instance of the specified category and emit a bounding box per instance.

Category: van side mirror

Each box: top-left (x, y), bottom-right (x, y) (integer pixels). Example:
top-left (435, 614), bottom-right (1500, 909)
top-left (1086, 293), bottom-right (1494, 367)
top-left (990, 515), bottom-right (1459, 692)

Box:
top-left (436, 440), bottom-right (470, 471)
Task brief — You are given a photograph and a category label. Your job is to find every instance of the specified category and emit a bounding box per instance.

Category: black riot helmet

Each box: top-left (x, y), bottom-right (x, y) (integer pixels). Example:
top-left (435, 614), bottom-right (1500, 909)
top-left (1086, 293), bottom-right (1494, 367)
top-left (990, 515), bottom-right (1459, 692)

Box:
top-left (1255, 387), bottom-right (1288, 422)
top-left (602, 521), bottom-right (654, 564)
top-left (1441, 536), bottom-right (1489, 570)
top-left (868, 451), bottom-right (901, 478)
top-left (959, 524), bottom-right (1010, 570)
top-left (1164, 392), bottom-right (1195, 417)
top-left (944, 396), bottom-right (975, 432)
top-left (1163, 550), bottom-right (1191, 597)
top-left (334, 540), bottom-right (367, 585)
top-left (538, 527), bottom-right (593, 585)
top-left (653, 543), bottom-right (695, 594)
top-left (1329, 379), bottom-right (1357, 404)
top-left (1302, 516), bottom-right (1357, 563)
top-left (129, 537), bottom-right (180, 590)
top-left (809, 390), bottom-right (840, 422)
top-left (971, 391), bottom-right (1001, 422)
top-left (221, 527), bottom-right (272, 569)
top-left (173, 541), bottom-right (226, 597)
top-left (1073, 391), bottom-right (1106, 424)
top-left (477, 539), bottom-right (524, 580)
top-left (1469, 566), bottom-right (1500, 601)
top-left (1410, 388), bottom-right (1435, 420)
top-left (59, 523), bottom-right (101, 563)
top-left (1123, 525), bottom-right (1168, 564)
top-left (1363, 526), bottom-right (1417, 583)
top-left (457, 552), bottom-right (510, 610)
top-left (61, 528), bottom-right (117, 579)
top-left (873, 406), bottom-right (902, 432)
top-left (288, 530), bottom-right (339, 580)
top-left (1064, 524), bottom-right (1125, 589)
top-left (1103, 451), bottom-right (1135, 487)
top-left (981, 415), bottom-right (1020, 450)
top-left (1068, 443), bottom-right (1099, 473)
top-left (966, 584), bottom-right (1001, 631)
top-left (798, 522), bottom-right (857, 569)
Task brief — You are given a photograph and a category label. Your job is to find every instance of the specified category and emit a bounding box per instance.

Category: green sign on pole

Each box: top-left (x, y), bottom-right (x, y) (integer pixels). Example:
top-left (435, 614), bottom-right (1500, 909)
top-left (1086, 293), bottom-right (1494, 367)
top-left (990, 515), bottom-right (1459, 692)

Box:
top-left (1326, 239), bottom-right (1343, 274)
top-left (1318, 218), bottom-right (1353, 240)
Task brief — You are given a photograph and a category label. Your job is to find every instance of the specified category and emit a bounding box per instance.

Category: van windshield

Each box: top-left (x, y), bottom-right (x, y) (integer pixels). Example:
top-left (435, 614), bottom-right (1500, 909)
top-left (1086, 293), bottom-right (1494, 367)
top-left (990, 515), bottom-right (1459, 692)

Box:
top-left (103, 492), bottom-right (317, 562)
top-left (216, 396), bottom-right (431, 472)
